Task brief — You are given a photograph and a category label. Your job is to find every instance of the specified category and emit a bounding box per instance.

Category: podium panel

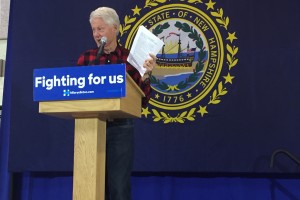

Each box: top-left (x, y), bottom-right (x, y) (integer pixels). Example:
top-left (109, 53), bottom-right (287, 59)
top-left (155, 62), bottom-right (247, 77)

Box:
top-left (37, 67), bottom-right (145, 200)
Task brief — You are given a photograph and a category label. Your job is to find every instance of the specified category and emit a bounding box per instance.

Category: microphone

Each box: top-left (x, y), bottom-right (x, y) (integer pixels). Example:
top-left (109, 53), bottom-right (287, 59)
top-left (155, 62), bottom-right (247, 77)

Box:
top-left (96, 37), bottom-right (107, 59)
top-left (89, 37), bottom-right (107, 65)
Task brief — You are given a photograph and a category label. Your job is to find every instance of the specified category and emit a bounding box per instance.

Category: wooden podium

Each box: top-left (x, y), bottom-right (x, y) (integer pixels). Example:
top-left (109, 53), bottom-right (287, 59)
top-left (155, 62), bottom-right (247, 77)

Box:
top-left (38, 74), bottom-right (145, 200)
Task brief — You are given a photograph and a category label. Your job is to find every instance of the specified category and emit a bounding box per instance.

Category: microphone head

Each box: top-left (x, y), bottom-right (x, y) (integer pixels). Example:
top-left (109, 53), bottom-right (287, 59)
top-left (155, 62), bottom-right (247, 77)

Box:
top-left (100, 37), bottom-right (107, 44)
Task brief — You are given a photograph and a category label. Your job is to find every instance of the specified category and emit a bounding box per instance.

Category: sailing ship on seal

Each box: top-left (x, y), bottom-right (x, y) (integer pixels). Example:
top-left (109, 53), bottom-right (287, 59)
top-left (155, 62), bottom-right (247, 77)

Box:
top-left (156, 33), bottom-right (196, 68)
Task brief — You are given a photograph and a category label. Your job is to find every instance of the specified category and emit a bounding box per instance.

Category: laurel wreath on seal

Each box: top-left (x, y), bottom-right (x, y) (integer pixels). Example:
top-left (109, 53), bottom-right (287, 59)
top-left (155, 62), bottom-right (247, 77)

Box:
top-left (152, 108), bottom-right (196, 123)
top-left (144, 0), bottom-right (167, 8)
top-left (207, 9), bottom-right (238, 105)
top-left (211, 8), bottom-right (229, 30)
top-left (119, 0), bottom-right (238, 123)
top-left (119, 16), bottom-right (136, 38)
top-left (226, 44), bottom-right (238, 70)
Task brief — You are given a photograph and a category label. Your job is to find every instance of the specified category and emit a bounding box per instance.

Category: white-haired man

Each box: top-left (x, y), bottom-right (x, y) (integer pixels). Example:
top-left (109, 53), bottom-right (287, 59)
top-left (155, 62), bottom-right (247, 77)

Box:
top-left (77, 7), bottom-right (156, 200)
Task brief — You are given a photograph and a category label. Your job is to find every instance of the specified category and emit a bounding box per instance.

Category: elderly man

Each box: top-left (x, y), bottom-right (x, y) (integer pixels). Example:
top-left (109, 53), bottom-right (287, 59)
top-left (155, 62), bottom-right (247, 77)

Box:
top-left (77, 6), bottom-right (156, 200)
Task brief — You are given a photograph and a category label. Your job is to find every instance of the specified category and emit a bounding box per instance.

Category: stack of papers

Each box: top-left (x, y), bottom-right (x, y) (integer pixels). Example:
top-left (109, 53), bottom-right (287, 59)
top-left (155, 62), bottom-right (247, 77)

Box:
top-left (127, 25), bottom-right (164, 76)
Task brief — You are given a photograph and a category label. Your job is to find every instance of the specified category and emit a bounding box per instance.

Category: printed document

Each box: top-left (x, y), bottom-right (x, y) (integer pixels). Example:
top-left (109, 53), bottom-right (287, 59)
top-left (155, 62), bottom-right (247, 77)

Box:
top-left (127, 25), bottom-right (164, 76)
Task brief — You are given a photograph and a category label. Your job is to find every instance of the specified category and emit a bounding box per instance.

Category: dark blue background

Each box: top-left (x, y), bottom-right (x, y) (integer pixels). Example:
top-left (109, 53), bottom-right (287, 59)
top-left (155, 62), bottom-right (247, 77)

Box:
top-left (6, 0), bottom-right (300, 173)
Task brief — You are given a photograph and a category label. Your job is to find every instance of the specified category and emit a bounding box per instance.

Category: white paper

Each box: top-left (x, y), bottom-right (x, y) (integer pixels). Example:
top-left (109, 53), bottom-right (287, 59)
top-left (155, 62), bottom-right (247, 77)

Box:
top-left (127, 25), bottom-right (164, 76)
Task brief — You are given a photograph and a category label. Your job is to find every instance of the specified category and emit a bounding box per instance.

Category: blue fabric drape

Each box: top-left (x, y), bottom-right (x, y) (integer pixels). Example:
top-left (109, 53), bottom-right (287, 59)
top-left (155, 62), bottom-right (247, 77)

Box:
top-left (0, 0), bottom-right (14, 198)
top-left (2, 0), bottom-right (300, 199)
top-left (9, 172), bottom-right (300, 200)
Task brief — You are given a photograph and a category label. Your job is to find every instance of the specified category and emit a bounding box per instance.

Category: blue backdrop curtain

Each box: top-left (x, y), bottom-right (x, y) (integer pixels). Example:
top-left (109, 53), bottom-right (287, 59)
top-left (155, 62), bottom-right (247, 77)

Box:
top-left (5, 0), bottom-right (300, 174)
top-left (10, 172), bottom-right (300, 200)
top-left (0, 0), bottom-right (14, 198)
top-left (2, 0), bottom-right (300, 199)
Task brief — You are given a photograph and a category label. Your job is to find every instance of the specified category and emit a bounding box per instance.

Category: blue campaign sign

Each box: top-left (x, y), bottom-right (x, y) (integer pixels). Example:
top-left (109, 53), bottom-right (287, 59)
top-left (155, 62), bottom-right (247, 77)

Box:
top-left (33, 64), bottom-right (126, 101)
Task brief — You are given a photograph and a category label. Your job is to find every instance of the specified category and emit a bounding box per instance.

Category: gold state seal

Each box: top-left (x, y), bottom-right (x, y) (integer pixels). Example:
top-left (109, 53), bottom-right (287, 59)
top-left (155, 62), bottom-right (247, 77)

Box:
top-left (120, 0), bottom-right (239, 124)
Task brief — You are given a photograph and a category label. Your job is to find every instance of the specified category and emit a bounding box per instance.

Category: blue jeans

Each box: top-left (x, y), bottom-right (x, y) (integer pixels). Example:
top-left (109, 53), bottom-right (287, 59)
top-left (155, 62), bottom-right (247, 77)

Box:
top-left (105, 119), bottom-right (134, 200)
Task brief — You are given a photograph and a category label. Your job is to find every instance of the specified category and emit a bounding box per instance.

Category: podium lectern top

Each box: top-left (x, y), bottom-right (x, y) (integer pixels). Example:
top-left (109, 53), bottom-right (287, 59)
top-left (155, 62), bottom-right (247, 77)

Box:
top-left (39, 73), bottom-right (145, 119)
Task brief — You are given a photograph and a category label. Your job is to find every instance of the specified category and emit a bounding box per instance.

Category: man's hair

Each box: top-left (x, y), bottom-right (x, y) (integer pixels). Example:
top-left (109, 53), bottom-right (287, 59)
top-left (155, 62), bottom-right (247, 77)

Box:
top-left (89, 7), bottom-right (120, 36)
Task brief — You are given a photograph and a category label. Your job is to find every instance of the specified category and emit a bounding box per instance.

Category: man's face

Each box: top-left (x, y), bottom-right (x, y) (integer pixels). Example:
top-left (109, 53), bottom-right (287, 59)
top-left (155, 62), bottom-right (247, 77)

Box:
top-left (90, 17), bottom-right (117, 47)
